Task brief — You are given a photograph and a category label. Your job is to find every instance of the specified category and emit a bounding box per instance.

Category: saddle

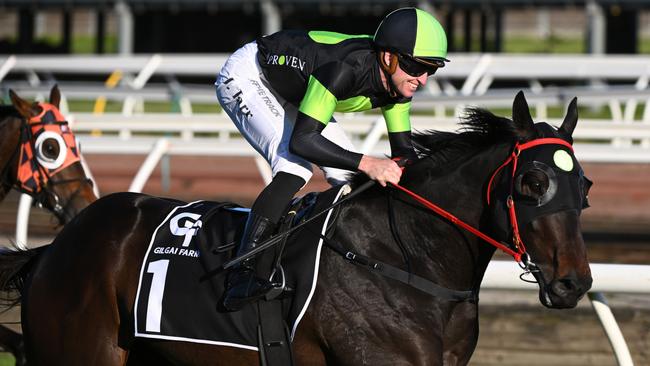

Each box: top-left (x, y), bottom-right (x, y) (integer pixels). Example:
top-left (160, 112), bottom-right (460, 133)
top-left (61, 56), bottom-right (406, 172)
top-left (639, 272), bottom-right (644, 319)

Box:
top-left (133, 186), bottom-right (348, 365)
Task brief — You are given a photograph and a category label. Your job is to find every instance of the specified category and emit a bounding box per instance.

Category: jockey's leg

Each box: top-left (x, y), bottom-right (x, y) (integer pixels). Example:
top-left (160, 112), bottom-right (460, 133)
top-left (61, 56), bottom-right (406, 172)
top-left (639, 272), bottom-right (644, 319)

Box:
top-left (222, 172), bottom-right (305, 311)
top-left (217, 40), bottom-right (312, 311)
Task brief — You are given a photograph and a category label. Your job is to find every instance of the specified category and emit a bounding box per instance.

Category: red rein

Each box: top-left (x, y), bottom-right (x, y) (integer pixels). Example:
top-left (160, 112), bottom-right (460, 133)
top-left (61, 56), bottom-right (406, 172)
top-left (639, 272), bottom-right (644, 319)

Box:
top-left (392, 138), bottom-right (574, 263)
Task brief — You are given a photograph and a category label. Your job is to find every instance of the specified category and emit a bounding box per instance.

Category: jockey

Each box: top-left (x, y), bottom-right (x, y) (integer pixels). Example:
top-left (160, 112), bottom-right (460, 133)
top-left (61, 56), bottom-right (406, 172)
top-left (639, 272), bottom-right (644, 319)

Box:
top-left (216, 7), bottom-right (449, 311)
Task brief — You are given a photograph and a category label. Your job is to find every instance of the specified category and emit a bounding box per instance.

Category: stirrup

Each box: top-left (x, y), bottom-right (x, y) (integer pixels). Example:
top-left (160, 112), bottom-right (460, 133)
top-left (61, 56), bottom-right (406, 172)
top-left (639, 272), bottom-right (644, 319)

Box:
top-left (265, 265), bottom-right (287, 301)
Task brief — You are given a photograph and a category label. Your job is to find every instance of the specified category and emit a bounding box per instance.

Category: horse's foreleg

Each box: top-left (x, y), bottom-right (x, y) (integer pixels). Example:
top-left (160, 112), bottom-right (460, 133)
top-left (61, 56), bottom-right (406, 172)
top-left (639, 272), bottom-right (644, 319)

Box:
top-left (442, 302), bottom-right (479, 366)
top-left (293, 314), bottom-right (328, 366)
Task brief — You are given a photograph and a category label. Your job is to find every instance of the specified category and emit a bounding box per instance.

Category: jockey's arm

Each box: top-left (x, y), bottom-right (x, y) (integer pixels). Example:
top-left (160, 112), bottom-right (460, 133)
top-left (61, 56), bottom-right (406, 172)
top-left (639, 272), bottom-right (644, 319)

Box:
top-left (289, 119), bottom-right (401, 186)
top-left (290, 67), bottom-right (404, 185)
top-left (382, 102), bottom-right (418, 161)
top-left (289, 116), bottom-right (362, 171)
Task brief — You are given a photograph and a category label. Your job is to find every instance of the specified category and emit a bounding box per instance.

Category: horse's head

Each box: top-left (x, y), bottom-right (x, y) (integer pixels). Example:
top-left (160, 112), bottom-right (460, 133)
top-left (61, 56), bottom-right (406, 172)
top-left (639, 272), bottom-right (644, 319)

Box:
top-left (490, 91), bottom-right (592, 309)
top-left (8, 85), bottom-right (98, 224)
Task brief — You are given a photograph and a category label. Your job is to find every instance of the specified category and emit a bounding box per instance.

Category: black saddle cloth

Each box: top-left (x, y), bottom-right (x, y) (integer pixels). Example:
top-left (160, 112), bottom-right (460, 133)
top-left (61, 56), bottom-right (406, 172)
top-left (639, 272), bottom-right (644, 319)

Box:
top-left (134, 185), bottom-right (346, 350)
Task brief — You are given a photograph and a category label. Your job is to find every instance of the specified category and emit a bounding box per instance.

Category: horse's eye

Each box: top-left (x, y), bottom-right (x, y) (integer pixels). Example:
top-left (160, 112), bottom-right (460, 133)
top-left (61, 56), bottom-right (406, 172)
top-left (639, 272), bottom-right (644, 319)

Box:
top-left (519, 169), bottom-right (549, 198)
top-left (35, 131), bottom-right (67, 170)
top-left (42, 139), bottom-right (60, 159)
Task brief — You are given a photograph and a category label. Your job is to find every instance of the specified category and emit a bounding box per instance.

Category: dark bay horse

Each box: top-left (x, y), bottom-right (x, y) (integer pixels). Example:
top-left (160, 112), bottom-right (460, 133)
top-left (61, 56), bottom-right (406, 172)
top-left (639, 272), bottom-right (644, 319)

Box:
top-left (0, 85), bottom-right (98, 364)
top-left (0, 92), bottom-right (591, 365)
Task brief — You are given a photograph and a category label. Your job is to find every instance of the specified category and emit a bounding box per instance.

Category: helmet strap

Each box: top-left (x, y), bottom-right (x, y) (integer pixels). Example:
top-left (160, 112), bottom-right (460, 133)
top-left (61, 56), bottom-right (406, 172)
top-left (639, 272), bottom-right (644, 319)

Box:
top-left (377, 51), bottom-right (400, 98)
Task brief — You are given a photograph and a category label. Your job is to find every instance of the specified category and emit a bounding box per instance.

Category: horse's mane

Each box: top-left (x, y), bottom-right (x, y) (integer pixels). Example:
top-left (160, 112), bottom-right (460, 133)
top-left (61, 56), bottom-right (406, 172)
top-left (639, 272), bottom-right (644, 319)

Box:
top-left (349, 107), bottom-right (517, 187)
top-left (411, 107), bottom-right (516, 166)
top-left (0, 105), bottom-right (20, 121)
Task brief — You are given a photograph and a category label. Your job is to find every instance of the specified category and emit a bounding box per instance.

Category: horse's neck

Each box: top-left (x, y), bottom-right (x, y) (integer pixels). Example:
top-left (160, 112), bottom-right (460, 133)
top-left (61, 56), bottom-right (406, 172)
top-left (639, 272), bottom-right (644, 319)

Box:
top-left (0, 117), bottom-right (21, 199)
top-left (336, 143), bottom-right (510, 292)
top-left (418, 144), bottom-right (510, 288)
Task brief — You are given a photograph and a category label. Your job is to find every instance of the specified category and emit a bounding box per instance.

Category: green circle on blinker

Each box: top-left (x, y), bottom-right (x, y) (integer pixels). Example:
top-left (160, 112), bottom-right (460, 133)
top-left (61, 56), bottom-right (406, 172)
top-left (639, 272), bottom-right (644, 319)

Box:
top-left (553, 150), bottom-right (574, 171)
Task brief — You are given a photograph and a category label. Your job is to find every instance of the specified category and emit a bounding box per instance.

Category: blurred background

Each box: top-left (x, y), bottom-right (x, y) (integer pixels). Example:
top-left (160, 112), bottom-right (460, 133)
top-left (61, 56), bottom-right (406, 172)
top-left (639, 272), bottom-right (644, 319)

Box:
top-left (0, 1), bottom-right (649, 365)
top-left (0, 1), bottom-right (649, 54)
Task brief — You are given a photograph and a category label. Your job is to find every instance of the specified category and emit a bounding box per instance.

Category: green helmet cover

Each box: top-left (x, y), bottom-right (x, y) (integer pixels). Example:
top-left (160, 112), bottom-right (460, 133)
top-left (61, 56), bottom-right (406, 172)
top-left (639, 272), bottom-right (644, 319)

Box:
top-left (374, 7), bottom-right (449, 62)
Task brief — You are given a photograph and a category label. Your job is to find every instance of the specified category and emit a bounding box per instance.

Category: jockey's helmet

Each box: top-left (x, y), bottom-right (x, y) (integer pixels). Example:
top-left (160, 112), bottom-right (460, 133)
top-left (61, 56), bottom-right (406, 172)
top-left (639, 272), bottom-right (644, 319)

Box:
top-left (374, 8), bottom-right (449, 74)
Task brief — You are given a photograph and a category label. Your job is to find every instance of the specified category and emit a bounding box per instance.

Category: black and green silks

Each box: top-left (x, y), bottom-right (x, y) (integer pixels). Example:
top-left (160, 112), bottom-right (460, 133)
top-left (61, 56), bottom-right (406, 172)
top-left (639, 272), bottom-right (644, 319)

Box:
top-left (256, 30), bottom-right (417, 171)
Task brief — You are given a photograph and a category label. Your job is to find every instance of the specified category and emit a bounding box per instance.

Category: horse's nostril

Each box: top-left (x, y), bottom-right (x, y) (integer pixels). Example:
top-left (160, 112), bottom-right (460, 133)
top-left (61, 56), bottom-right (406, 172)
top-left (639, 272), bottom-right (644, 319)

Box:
top-left (552, 278), bottom-right (580, 296)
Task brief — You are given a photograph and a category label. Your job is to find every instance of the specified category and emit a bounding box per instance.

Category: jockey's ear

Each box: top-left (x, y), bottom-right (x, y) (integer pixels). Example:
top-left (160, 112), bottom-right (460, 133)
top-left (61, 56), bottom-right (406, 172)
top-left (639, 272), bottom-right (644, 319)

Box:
top-left (9, 90), bottom-right (40, 119)
top-left (512, 90), bottom-right (535, 141)
top-left (559, 97), bottom-right (578, 138)
top-left (49, 84), bottom-right (61, 109)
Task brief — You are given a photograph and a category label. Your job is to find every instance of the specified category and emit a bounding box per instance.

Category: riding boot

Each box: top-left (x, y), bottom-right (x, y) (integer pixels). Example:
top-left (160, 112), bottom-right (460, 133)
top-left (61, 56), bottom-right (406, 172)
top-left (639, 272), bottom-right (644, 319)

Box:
top-left (222, 213), bottom-right (276, 311)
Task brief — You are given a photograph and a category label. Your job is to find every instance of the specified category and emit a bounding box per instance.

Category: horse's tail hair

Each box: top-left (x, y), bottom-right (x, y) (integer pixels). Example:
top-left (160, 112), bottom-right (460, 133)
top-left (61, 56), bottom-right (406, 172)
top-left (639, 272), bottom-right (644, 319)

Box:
top-left (0, 245), bottom-right (46, 308)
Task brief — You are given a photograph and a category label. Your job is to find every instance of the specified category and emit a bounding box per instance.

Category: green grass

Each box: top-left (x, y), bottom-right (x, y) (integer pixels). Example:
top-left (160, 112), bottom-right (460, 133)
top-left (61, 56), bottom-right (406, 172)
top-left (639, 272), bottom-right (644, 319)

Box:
top-left (640, 38), bottom-right (650, 54)
top-left (451, 35), bottom-right (586, 54)
top-left (504, 35), bottom-right (585, 54)
top-left (71, 35), bottom-right (118, 54)
top-left (33, 35), bottom-right (119, 54)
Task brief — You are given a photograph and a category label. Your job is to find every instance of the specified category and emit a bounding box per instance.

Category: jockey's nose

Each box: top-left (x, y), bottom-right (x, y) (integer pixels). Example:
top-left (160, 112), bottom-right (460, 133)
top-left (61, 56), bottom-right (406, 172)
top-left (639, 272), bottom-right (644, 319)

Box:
top-left (417, 73), bottom-right (428, 85)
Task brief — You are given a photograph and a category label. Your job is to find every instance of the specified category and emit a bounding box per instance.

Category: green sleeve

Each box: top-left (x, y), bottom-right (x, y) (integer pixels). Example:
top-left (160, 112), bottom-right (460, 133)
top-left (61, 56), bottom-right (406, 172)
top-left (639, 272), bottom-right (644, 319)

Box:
top-left (381, 102), bottom-right (412, 133)
top-left (298, 75), bottom-right (337, 126)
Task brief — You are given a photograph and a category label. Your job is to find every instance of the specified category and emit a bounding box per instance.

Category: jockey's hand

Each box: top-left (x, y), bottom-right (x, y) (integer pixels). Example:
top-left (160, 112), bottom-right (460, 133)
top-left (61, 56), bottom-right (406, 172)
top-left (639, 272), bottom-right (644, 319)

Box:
top-left (358, 155), bottom-right (402, 187)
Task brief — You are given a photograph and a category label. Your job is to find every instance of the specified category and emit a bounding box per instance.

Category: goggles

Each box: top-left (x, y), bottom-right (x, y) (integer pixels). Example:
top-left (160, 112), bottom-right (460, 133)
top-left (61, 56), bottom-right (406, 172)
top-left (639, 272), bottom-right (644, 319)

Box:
top-left (397, 54), bottom-right (441, 77)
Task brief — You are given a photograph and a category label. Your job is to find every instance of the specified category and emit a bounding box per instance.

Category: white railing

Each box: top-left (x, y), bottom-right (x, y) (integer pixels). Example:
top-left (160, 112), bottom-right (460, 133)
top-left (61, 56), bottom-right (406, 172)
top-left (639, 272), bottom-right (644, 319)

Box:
top-left (2, 53), bottom-right (648, 87)
top-left (62, 112), bottom-right (650, 164)
top-left (1, 53), bottom-right (649, 119)
top-left (14, 194), bottom-right (32, 250)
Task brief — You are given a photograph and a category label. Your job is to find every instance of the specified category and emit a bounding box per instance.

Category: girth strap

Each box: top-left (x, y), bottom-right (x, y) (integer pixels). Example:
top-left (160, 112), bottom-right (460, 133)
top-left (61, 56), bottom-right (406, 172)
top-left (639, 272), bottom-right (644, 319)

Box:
top-left (257, 300), bottom-right (295, 366)
top-left (319, 234), bottom-right (476, 303)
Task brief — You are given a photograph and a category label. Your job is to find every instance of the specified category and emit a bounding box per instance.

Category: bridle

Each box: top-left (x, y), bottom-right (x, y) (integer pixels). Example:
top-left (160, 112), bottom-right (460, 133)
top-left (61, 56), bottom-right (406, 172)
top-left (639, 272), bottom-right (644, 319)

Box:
top-left (390, 137), bottom-right (575, 276)
top-left (6, 102), bottom-right (92, 224)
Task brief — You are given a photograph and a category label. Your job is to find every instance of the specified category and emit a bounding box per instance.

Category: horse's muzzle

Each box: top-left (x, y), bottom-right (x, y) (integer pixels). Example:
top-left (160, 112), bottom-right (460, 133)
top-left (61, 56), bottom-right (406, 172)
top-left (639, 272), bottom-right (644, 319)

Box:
top-left (542, 274), bottom-right (592, 308)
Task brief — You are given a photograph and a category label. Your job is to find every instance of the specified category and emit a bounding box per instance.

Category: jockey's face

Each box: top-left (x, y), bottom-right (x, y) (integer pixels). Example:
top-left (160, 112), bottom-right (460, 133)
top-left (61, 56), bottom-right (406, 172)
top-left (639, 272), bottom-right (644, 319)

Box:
top-left (383, 52), bottom-right (429, 98)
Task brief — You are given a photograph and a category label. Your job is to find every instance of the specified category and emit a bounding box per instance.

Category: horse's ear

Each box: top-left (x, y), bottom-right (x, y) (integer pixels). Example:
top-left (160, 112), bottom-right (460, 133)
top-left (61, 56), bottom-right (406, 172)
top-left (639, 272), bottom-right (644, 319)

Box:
top-left (9, 89), bottom-right (39, 119)
top-left (559, 97), bottom-right (578, 137)
top-left (512, 90), bottom-right (535, 140)
top-left (49, 84), bottom-right (61, 108)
